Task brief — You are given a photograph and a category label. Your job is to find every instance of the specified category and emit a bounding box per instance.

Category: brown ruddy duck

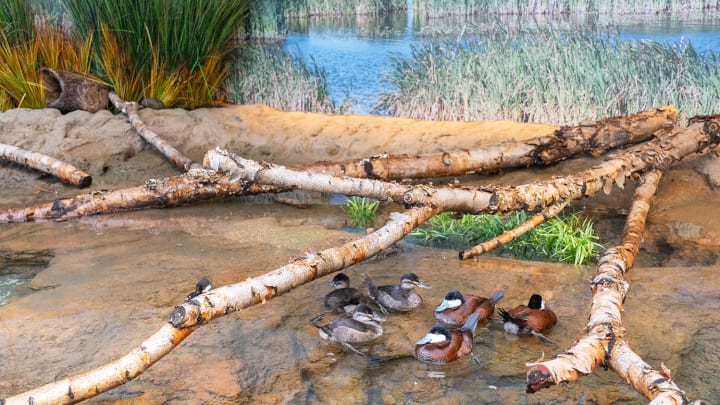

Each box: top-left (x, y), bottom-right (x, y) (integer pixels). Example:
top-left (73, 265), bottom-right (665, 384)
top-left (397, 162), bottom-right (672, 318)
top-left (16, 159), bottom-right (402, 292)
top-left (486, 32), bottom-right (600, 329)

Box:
top-left (323, 273), bottom-right (365, 314)
top-left (498, 294), bottom-right (557, 343)
top-left (364, 272), bottom-right (431, 313)
top-left (434, 289), bottom-right (505, 327)
top-left (314, 303), bottom-right (386, 355)
top-left (185, 277), bottom-right (212, 301)
top-left (414, 311), bottom-right (481, 364)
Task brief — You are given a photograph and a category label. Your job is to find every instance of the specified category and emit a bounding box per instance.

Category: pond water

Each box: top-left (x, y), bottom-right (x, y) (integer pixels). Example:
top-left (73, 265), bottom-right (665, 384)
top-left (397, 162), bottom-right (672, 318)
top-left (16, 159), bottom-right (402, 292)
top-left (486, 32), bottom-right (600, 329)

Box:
top-left (284, 11), bottom-right (720, 114)
top-left (1, 193), bottom-right (719, 404)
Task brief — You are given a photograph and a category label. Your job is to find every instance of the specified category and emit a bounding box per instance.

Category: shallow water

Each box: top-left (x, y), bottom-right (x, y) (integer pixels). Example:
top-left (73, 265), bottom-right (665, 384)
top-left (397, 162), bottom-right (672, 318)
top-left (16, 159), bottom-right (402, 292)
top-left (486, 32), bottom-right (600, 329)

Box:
top-left (1, 186), bottom-right (719, 403)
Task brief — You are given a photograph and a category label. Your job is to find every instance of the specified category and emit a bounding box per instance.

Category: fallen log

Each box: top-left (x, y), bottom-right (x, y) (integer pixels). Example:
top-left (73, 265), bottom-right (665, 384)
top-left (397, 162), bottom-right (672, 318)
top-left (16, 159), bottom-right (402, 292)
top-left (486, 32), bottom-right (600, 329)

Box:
top-left (0, 142), bottom-right (92, 188)
top-left (1, 206), bottom-right (439, 405)
top-left (295, 106), bottom-right (677, 180)
top-left (0, 170), bottom-right (282, 223)
top-left (525, 169), bottom-right (692, 404)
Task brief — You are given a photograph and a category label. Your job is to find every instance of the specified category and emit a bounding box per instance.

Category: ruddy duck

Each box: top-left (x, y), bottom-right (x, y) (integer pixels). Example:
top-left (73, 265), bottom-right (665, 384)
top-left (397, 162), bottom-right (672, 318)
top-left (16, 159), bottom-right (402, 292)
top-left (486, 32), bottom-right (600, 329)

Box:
top-left (434, 289), bottom-right (505, 327)
top-left (314, 303), bottom-right (385, 355)
top-left (414, 311), bottom-right (481, 364)
top-left (323, 273), bottom-right (365, 314)
top-left (498, 294), bottom-right (557, 343)
top-left (185, 277), bottom-right (212, 301)
top-left (365, 273), bottom-right (431, 313)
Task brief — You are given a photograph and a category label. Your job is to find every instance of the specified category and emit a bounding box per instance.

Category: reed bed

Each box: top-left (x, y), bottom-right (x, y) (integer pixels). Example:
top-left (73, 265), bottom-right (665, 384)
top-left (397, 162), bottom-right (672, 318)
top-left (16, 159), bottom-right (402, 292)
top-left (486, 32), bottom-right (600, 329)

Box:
top-left (374, 28), bottom-right (720, 125)
top-left (413, 0), bottom-right (718, 18)
top-left (225, 43), bottom-right (344, 113)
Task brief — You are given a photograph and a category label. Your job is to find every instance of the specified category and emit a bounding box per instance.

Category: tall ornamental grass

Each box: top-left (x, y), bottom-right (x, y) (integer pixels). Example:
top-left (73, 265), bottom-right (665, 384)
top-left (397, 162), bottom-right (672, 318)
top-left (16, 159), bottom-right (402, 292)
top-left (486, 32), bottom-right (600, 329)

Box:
top-left (375, 28), bottom-right (720, 124)
top-left (62, 0), bottom-right (250, 108)
top-left (226, 43), bottom-right (344, 113)
top-left (0, 0), bottom-right (94, 110)
top-left (413, 0), bottom-right (716, 17)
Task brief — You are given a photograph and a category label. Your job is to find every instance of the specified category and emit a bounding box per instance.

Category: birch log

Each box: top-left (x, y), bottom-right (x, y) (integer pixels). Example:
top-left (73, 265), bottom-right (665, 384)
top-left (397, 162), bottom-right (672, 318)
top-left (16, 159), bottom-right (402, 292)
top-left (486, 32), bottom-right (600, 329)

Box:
top-left (2, 206), bottom-right (439, 404)
top-left (0, 170), bottom-right (283, 223)
top-left (295, 106), bottom-right (677, 180)
top-left (0, 143), bottom-right (92, 188)
top-left (108, 92), bottom-right (199, 171)
top-left (525, 169), bottom-right (692, 403)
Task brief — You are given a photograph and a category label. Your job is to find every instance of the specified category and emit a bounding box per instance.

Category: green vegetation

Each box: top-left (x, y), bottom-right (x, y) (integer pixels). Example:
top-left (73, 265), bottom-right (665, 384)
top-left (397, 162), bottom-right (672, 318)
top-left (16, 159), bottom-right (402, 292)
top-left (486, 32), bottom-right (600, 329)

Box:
top-left (413, 0), bottom-right (714, 17)
top-left (62, 0), bottom-right (250, 108)
top-left (345, 197), bottom-right (381, 228)
top-left (409, 211), bottom-right (603, 265)
top-left (226, 43), bottom-right (344, 113)
top-left (375, 28), bottom-right (720, 124)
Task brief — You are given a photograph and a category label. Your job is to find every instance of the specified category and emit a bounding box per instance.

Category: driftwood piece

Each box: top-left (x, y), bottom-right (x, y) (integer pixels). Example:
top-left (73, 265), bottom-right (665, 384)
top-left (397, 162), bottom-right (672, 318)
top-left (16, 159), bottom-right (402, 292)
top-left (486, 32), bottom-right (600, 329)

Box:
top-left (0, 142), bottom-right (92, 188)
top-left (41, 68), bottom-right (110, 113)
top-left (296, 106), bottom-right (677, 180)
top-left (525, 169), bottom-right (691, 404)
top-left (108, 92), bottom-right (199, 172)
top-left (0, 170), bottom-right (282, 223)
top-left (1, 206), bottom-right (439, 405)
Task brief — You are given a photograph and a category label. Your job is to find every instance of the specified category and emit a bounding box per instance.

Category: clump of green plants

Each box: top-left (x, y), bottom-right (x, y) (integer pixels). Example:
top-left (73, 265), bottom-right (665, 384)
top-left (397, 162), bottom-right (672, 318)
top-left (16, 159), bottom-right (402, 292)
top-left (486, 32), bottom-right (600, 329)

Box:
top-left (409, 211), bottom-right (603, 265)
top-left (375, 27), bottom-right (720, 125)
top-left (345, 197), bottom-right (381, 229)
top-left (226, 43), bottom-right (345, 113)
top-left (62, 0), bottom-right (250, 108)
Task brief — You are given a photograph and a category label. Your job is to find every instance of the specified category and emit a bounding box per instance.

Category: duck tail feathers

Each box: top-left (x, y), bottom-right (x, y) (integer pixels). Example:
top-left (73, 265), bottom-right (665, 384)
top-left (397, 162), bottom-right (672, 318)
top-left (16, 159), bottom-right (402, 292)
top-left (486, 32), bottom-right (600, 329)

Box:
top-left (497, 307), bottom-right (512, 322)
top-left (463, 311), bottom-right (481, 333)
top-left (491, 289), bottom-right (506, 303)
top-left (364, 274), bottom-right (378, 300)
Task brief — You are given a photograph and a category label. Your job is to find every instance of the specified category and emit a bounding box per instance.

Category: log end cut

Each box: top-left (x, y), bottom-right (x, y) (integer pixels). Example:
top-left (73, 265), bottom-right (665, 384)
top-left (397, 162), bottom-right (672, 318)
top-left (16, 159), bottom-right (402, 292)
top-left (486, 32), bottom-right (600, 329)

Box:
top-left (526, 364), bottom-right (555, 393)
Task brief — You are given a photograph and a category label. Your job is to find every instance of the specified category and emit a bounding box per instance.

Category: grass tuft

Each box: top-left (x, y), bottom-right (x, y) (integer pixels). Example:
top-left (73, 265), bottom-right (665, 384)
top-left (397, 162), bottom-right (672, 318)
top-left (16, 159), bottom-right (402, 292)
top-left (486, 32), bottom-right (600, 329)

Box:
top-left (409, 211), bottom-right (603, 265)
top-left (345, 197), bottom-right (381, 229)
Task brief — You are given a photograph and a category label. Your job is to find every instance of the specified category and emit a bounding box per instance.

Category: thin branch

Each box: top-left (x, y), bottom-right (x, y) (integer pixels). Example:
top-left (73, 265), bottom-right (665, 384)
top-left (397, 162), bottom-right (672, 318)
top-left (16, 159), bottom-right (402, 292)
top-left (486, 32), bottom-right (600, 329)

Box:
top-left (0, 142), bottom-right (91, 188)
top-left (2, 206), bottom-right (439, 404)
top-left (108, 92), bottom-right (199, 171)
top-left (458, 198), bottom-right (571, 260)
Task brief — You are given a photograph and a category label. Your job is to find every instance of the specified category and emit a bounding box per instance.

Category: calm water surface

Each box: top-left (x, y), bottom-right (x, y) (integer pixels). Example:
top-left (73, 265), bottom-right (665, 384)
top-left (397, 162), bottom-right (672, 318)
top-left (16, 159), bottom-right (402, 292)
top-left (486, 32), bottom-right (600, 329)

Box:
top-left (285, 12), bottom-right (720, 114)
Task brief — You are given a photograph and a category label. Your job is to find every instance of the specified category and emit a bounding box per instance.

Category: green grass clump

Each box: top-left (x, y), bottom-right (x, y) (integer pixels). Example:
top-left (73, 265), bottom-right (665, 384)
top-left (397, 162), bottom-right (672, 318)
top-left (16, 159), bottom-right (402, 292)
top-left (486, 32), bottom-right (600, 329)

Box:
top-left (62, 0), bottom-right (250, 108)
top-left (409, 211), bottom-right (603, 265)
top-left (374, 28), bottom-right (720, 125)
top-left (345, 197), bottom-right (381, 229)
top-left (226, 43), bottom-right (345, 113)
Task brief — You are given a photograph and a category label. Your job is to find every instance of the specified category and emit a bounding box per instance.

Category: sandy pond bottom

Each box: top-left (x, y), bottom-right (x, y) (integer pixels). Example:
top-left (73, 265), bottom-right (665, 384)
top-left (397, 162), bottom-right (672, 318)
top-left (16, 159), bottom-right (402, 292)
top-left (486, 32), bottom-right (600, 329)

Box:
top-left (1, 198), bottom-right (718, 405)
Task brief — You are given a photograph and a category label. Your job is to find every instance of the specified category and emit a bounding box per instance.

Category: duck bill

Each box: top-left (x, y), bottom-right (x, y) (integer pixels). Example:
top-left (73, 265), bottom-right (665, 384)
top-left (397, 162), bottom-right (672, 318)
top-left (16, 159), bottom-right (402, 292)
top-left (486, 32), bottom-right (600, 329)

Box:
top-left (434, 301), bottom-right (449, 312)
top-left (416, 334), bottom-right (432, 345)
top-left (417, 282), bottom-right (431, 289)
top-left (325, 281), bottom-right (336, 287)
top-left (372, 314), bottom-right (386, 322)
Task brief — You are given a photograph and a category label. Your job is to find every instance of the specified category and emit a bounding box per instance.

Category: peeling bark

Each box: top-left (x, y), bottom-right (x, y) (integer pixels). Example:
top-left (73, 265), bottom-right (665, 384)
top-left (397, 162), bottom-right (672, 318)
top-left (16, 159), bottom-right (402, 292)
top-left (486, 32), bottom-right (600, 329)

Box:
top-left (0, 170), bottom-right (282, 223)
top-left (0, 142), bottom-right (92, 188)
top-left (525, 169), bottom-right (689, 403)
top-left (295, 106), bottom-right (678, 180)
top-left (1, 206), bottom-right (439, 405)
top-left (108, 92), bottom-right (199, 171)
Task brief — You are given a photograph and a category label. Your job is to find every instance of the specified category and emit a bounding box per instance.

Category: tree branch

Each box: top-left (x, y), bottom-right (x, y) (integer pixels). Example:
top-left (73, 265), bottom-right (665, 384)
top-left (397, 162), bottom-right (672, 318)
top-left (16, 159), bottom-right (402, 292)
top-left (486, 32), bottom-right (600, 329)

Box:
top-left (0, 142), bottom-right (91, 188)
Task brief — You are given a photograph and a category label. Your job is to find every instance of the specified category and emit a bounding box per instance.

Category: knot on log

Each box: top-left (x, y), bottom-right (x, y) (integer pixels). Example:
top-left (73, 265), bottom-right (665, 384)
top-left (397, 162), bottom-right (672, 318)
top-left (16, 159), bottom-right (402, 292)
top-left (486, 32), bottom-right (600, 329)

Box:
top-left (702, 120), bottom-right (720, 143)
top-left (168, 305), bottom-right (188, 327)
